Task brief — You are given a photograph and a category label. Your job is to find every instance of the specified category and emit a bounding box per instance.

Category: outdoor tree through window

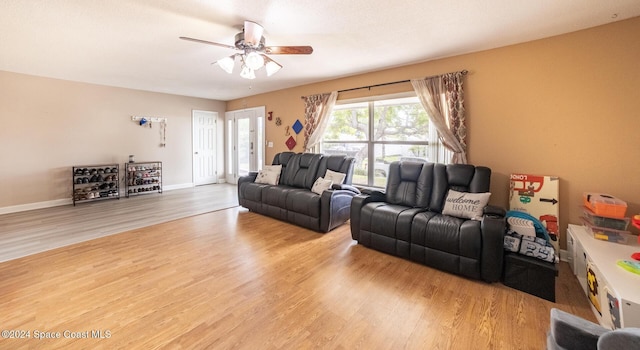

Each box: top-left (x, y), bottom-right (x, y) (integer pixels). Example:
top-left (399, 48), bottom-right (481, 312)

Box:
top-left (321, 95), bottom-right (445, 188)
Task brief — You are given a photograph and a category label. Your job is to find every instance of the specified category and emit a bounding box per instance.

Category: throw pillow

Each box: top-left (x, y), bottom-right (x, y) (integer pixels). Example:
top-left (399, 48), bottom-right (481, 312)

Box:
top-left (254, 164), bottom-right (283, 185)
top-left (311, 177), bottom-right (333, 195)
top-left (442, 189), bottom-right (491, 221)
top-left (324, 169), bottom-right (346, 185)
top-left (255, 170), bottom-right (279, 185)
top-left (263, 164), bottom-right (282, 173)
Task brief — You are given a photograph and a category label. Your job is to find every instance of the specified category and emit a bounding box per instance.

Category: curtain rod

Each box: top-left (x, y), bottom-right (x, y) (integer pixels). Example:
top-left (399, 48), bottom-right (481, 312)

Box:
top-left (336, 69), bottom-right (468, 94)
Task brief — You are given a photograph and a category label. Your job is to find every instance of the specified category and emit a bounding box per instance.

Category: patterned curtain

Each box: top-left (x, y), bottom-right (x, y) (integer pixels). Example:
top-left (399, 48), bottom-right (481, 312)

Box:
top-left (443, 72), bottom-right (467, 162)
top-left (302, 91), bottom-right (338, 152)
top-left (411, 71), bottom-right (467, 164)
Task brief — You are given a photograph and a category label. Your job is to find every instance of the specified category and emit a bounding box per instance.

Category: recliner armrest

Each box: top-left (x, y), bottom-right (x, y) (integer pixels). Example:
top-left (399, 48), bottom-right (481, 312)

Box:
top-left (359, 187), bottom-right (386, 196)
top-left (331, 183), bottom-right (361, 194)
top-left (238, 172), bottom-right (259, 184)
top-left (237, 172), bottom-right (260, 205)
top-left (484, 205), bottom-right (506, 217)
top-left (350, 192), bottom-right (387, 240)
top-left (319, 188), bottom-right (360, 232)
top-left (480, 211), bottom-right (506, 282)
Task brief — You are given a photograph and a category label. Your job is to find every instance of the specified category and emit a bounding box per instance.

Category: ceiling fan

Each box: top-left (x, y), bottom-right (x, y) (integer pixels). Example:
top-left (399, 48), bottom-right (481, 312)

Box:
top-left (180, 20), bottom-right (313, 79)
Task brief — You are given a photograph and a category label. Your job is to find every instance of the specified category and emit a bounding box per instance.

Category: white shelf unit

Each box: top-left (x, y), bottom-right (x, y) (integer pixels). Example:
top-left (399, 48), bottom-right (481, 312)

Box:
top-left (567, 224), bottom-right (640, 329)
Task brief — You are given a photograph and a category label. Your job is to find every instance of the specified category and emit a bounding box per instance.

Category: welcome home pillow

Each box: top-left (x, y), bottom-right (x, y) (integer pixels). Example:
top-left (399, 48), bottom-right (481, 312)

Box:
top-left (255, 165), bottom-right (282, 185)
top-left (442, 189), bottom-right (491, 221)
top-left (311, 177), bottom-right (333, 195)
top-left (324, 169), bottom-right (346, 185)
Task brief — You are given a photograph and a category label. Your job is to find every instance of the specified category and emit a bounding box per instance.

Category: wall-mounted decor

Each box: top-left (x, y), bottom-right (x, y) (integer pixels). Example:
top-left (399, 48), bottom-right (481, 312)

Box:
top-left (131, 116), bottom-right (168, 147)
top-left (275, 117), bottom-right (281, 126)
top-left (285, 136), bottom-right (297, 150)
top-left (268, 111), bottom-right (273, 121)
top-left (292, 119), bottom-right (303, 134)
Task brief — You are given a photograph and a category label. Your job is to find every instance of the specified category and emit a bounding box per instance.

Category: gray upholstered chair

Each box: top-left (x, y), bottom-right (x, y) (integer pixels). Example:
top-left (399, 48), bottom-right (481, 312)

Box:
top-left (547, 308), bottom-right (640, 350)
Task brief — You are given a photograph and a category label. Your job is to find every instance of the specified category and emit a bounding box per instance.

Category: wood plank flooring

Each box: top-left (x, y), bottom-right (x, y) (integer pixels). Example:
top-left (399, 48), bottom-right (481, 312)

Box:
top-left (0, 184), bottom-right (238, 263)
top-left (0, 205), bottom-right (596, 349)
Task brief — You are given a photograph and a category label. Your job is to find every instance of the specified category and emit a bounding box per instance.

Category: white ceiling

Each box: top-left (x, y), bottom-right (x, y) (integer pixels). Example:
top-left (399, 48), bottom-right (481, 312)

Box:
top-left (2, 0), bottom-right (639, 101)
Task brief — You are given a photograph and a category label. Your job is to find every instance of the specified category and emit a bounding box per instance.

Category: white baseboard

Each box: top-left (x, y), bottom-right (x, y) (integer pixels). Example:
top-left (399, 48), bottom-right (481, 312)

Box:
top-left (0, 183), bottom-right (198, 215)
top-left (0, 198), bottom-right (72, 215)
top-left (163, 183), bottom-right (194, 191)
top-left (559, 249), bottom-right (569, 262)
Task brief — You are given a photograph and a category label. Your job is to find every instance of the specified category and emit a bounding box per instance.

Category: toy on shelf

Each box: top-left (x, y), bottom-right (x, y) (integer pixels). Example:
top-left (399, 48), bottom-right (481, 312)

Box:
top-left (633, 214), bottom-right (640, 245)
top-left (617, 259), bottom-right (640, 275)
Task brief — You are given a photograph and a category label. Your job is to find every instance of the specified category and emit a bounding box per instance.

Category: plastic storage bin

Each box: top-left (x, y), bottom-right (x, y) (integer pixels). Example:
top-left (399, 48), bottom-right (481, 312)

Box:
top-left (582, 206), bottom-right (630, 230)
top-left (581, 218), bottom-right (633, 244)
top-left (583, 193), bottom-right (627, 218)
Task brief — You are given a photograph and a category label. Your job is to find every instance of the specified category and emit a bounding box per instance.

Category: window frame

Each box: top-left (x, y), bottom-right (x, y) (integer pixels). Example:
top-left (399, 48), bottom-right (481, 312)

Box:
top-left (321, 92), bottom-right (434, 188)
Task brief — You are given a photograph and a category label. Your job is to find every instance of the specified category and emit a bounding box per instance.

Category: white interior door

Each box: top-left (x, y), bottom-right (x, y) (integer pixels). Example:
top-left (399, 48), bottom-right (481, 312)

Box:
top-left (192, 110), bottom-right (218, 185)
top-left (225, 107), bottom-right (264, 184)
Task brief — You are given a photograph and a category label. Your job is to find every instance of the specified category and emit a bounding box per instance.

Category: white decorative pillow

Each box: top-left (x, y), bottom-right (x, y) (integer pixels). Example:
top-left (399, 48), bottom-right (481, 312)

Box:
top-left (442, 190), bottom-right (491, 221)
top-left (324, 169), bottom-right (346, 185)
top-left (255, 165), bottom-right (282, 185)
top-left (255, 170), bottom-right (279, 185)
top-left (311, 177), bottom-right (333, 195)
top-left (263, 164), bottom-right (282, 174)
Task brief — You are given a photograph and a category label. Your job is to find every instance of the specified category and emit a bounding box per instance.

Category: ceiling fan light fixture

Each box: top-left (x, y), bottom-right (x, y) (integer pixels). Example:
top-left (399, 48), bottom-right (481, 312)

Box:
top-left (181, 20), bottom-right (312, 79)
top-left (244, 51), bottom-right (264, 70)
top-left (240, 65), bottom-right (256, 80)
top-left (217, 55), bottom-right (236, 74)
top-left (243, 21), bottom-right (265, 47)
top-left (265, 58), bottom-right (282, 77)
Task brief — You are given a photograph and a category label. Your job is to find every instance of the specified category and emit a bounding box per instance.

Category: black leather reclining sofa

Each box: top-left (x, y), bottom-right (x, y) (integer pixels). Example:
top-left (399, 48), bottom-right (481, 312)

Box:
top-left (350, 161), bottom-right (506, 282)
top-left (238, 152), bottom-right (359, 232)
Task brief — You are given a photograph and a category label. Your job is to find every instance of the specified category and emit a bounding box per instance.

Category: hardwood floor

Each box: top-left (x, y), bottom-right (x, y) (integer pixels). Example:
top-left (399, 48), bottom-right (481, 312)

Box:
top-left (0, 205), bottom-right (596, 349)
top-left (0, 184), bottom-right (238, 263)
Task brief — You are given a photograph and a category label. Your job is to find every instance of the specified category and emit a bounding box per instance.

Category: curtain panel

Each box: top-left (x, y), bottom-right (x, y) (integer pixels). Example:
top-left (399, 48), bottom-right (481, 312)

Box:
top-left (411, 71), bottom-right (467, 164)
top-left (302, 91), bottom-right (338, 152)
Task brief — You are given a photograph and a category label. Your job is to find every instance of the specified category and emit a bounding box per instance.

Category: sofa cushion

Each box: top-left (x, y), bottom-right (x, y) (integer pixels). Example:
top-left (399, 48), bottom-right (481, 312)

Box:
top-left (411, 212), bottom-right (482, 259)
top-left (359, 202), bottom-right (425, 257)
top-left (262, 185), bottom-right (295, 208)
top-left (318, 155), bottom-right (355, 185)
top-left (386, 162), bottom-right (431, 208)
top-left (280, 153), bottom-right (322, 189)
top-left (410, 213), bottom-right (483, 279)
top-left (286, 189), bottom-right (321, 218)
top-left (240, 182), bottom-right (269, 202)
top-left (442, 190), bottom-right (491, 220)
top-left (429, 164), bottom-right (491, 212)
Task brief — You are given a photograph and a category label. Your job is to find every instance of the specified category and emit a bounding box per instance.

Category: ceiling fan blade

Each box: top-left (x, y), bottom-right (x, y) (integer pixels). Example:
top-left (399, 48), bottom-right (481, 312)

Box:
top-left (179, 36), bottom-right (237, 50)
top-left (264, 46), bottom-right (313, 55)
top-left (243, 21), bottom-right (264, 47)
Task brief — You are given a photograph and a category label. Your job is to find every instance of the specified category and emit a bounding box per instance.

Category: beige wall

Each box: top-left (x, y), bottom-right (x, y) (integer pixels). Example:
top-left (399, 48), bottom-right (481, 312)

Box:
top-left (0, 71), bottom-right (225, 209)
top-left (227, 17), bottom-right (640, 248)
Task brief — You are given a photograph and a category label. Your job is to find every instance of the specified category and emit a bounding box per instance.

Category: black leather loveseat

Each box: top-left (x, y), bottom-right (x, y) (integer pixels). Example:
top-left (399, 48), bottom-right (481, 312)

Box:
top-left (238, 152), bottom-right (359, 232)
top-left (350, 161), bottom-right (506, 282)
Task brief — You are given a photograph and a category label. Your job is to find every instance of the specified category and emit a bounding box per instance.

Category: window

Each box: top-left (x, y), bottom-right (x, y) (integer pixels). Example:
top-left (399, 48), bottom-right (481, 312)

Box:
top-left (321, 94), bottom-right (450, 188)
